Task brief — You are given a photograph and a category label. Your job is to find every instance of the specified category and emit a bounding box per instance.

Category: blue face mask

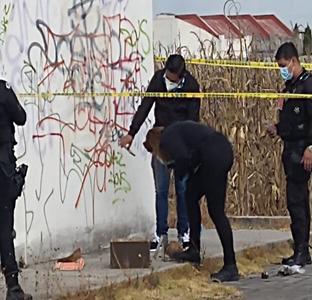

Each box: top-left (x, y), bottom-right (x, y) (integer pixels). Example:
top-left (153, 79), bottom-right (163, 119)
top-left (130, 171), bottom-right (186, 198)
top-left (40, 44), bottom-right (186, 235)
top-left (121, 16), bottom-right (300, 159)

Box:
top-left (280, 62), bottom-right (293, 81)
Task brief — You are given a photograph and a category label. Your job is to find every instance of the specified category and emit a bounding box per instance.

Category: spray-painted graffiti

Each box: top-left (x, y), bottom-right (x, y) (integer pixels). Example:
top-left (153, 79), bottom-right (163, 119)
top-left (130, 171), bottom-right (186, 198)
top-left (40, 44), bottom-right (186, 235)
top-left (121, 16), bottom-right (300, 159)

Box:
top-left (2, 0), bottom-right (153, 260)
top-left (0, 3), bottom-right (12, 44)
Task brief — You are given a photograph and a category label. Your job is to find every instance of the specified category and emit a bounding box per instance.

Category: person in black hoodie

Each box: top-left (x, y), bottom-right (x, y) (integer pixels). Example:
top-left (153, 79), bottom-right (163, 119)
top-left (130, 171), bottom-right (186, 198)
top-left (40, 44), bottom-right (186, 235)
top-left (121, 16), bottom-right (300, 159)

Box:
top-left (0, 80), bottom-right (32, 300)
top-left (143, 121), bottom-right (239, 283)
top-left (267, 42), bottom-right (312, 267)
top-left (119, 54), bottom-right (200, 251)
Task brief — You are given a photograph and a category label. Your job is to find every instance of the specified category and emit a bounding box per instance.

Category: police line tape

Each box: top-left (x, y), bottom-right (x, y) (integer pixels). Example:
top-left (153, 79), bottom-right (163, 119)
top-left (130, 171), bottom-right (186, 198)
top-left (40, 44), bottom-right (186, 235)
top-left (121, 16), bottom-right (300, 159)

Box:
top-left (154, 56), bottom-right (312, 70)
top-left (18, 91), bottom-right (312, 100)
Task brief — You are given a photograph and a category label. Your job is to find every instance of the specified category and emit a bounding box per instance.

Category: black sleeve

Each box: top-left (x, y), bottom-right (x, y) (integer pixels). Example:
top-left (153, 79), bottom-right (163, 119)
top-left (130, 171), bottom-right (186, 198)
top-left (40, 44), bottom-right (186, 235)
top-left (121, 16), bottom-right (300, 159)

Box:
top-left (0, 81), bottom-right (26, 125)
top-left (304, 79), bottom-right (312, 145)
top-left (160, 134), bottom-right (190, 179)
top-left (128, 73), bottom-right (159, 137)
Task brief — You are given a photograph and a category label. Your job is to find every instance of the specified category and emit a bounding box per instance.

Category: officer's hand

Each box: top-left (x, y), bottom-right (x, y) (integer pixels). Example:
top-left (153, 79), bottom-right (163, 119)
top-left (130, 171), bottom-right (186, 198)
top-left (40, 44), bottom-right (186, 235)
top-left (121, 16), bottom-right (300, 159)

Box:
top-left (119, 134), bottom-right (133, 148)
top-left (301, 149), bottom-right (312, 171)
top-left (266, 124), bottom-right (277, 138)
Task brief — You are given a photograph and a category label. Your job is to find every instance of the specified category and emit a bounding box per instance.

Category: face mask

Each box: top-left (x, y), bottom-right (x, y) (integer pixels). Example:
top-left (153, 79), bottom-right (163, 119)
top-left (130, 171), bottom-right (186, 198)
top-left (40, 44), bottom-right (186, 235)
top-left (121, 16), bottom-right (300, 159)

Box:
top-left (164, 76), bottom-right (179, 91)
top-left (280, 61), bottom-right (293, 81)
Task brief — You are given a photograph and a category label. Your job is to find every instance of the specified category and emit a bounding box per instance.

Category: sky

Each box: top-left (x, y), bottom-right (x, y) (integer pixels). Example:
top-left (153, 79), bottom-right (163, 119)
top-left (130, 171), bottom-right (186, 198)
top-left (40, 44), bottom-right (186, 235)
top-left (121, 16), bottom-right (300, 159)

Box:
top-left (153, 0), bottom-right (312, 29)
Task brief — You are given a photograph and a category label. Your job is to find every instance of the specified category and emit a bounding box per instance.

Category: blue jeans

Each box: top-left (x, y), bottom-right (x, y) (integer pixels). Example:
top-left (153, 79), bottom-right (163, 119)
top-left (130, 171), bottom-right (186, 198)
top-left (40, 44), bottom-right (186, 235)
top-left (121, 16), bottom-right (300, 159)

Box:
top-left (151, 156), bottom-right (189, 236)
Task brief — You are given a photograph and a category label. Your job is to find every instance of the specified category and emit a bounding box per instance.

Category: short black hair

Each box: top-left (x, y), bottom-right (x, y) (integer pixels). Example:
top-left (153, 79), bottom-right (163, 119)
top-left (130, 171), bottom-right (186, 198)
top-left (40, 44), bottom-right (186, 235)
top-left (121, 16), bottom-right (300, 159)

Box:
top-left (275, 42), bottom-right (299, 60)
top-left (165, 54), bottom-right (186, 77)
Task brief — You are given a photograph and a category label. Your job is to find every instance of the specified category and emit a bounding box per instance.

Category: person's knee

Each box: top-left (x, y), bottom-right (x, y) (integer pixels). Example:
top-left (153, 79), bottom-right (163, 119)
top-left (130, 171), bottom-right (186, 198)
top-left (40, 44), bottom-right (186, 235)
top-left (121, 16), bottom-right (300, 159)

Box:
top-left (208, 205), bottom-right (225, 222)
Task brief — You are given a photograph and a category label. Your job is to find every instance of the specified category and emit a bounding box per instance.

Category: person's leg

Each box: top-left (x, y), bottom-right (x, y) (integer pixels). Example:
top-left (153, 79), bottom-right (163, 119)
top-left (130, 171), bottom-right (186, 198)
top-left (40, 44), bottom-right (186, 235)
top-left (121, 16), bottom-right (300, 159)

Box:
top-left (0, 200), bottom-right (32, 299)
top-left (0, 150), bottom-right (32, 299)
top-left (201, 134), bottom-right (238, 282)
top-left (174, 174), bottom-right (189, 247)
top-left (172, 171), bottom-right (204, 264)
top-left (151, 156), bottom-right (170, 248)
top-left (205, 174), bottom-right (236, 266)
top-left (285, 179), bottom-right (311, 265)
top-left (282, 145), bottom-right (311, 266)
top-left (0, 200), bottom-right (19, 287)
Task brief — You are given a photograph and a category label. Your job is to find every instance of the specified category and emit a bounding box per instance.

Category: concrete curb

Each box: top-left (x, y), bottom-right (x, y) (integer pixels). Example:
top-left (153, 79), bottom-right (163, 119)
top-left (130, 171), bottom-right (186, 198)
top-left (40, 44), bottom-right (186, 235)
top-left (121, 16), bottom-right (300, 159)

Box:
top-left (228, 216), bottom-right (290, 230)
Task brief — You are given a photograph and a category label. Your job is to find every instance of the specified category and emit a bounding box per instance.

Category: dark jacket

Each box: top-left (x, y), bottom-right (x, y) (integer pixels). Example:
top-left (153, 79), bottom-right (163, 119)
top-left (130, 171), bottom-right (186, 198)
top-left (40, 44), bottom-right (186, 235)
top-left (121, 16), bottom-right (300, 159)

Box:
top-left (276, 69), bottom-right (312, 145)
top-left (128, 69), bottom-right (200, 137)
top-left (0, 80), bottom-right (26, 145)
top-left (159, 121), bottom-right (215, 178)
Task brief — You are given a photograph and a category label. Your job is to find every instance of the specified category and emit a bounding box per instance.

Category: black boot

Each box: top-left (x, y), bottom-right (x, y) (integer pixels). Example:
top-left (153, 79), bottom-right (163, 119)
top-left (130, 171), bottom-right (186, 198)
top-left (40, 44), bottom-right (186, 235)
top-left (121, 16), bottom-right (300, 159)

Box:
top-left (282, 252), bottom-right (312, 265)
top-left (283, 244), bottom-right (310, 267)
top-left (211, 264), bottom-right (239, 283)
top-left (172, 246), bottom-right (200, 264)
top-left (6, 284), bottom-right (32, 300)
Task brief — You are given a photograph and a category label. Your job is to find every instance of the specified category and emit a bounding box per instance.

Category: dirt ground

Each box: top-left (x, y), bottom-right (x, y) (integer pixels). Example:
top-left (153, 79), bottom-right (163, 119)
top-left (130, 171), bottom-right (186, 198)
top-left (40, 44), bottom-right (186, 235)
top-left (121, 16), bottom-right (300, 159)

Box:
top-left (59, 242), bottom-right (292, 300)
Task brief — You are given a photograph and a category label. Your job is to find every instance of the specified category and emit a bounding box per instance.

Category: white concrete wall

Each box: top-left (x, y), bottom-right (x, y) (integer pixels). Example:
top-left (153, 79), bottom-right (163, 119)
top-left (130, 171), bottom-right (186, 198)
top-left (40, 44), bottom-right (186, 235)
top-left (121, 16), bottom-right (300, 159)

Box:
top-left (154, 16), bottom-right (218, 58)
top-left (0, 0), bottom-right (154, 263)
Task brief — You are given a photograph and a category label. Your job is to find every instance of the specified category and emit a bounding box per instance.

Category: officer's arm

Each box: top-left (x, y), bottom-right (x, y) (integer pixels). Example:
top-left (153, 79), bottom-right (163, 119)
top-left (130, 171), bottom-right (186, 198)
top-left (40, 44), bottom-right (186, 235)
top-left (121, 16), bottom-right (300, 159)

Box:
top-left (275, 86), bottom-right (288, 136)
top-left (2, 82), bottom-right (26, 125)
top-left (304, 80), bottom-right (312, 145)
top-left (128, 74), bottom-right (158, 137)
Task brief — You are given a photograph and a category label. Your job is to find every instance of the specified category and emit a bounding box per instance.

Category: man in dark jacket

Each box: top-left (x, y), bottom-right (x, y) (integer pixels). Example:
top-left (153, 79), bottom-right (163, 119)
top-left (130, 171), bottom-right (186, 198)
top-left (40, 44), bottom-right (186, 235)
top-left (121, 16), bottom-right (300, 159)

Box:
top-left (119, 54), bottom-right (200, 250)
top-left (0, 80), bottom-right (32, 299)
top-left (143, 121), bottom-right (239, 282)
top-left (267, 42), bottom-right (312, 267)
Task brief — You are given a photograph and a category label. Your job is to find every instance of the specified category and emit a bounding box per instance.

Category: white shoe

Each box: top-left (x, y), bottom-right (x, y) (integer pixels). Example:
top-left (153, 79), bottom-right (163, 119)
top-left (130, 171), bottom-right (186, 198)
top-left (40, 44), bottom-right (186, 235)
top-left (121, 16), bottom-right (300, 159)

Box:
top-left (150, 234), bottom-right (160, 251)
top-left (178, 232), bottom-right (190, 250)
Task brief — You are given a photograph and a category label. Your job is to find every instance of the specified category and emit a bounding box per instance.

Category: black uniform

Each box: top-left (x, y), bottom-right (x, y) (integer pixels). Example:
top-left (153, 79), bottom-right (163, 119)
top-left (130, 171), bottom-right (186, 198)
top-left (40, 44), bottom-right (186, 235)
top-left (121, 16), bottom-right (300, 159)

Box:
top-left (0, 80), bottom-right (26, 289)
top-left (276, 69), bottom-right (312, 263)
top-left (159, 121), bottom-right (237, 268)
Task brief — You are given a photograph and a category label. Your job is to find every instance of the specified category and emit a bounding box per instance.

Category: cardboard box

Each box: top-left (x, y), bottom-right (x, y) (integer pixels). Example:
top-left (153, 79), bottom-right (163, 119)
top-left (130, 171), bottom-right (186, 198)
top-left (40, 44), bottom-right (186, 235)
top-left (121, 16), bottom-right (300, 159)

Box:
top-left (110, 240), bottom-right (150, 268)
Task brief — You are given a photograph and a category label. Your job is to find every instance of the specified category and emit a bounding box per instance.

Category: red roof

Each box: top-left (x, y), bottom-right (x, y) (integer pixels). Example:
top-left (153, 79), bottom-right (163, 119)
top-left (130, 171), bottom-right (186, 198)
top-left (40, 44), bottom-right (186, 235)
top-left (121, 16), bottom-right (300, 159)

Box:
top-left (253, 15), bottom-right (293, 37)
top-left (228, 15), bottom-right (270, 38)
top-left (201, 15), bottom-right (242, 39)
top-left (176, 14), bottom-right (219, 38)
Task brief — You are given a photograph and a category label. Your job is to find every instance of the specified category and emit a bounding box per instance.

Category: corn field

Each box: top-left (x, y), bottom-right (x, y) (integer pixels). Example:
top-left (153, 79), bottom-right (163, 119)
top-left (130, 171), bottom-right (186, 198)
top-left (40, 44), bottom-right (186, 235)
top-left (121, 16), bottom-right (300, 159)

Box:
top-left (195, 64), bottom-right (285, 216)
top-left (157, 61), bottom-right (305, 216)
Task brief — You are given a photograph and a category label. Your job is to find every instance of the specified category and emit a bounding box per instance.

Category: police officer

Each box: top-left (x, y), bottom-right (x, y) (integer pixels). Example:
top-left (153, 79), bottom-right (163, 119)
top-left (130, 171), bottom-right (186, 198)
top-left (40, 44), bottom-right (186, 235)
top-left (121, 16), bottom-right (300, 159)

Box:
top-left (267, 42), bottom-right (312, 266)
top-left (143, 121), bottom-right (239, 282)
top-left (0, 80), bottom-right (32, 299)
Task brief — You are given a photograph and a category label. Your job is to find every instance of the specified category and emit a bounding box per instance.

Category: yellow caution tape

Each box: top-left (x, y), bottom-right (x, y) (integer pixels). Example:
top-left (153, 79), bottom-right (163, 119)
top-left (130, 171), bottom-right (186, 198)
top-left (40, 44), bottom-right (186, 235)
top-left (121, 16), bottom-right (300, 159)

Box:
top-left (18, 91), bottom-right (312, 100)
top-left (154, 56), bottom-right (312, 70)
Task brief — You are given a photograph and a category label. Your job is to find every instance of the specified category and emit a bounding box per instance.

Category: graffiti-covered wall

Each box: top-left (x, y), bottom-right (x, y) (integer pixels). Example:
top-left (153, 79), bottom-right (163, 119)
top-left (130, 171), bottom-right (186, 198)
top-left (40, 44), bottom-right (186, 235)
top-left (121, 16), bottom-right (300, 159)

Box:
top-left (0, 0), bottom-right (154, 263)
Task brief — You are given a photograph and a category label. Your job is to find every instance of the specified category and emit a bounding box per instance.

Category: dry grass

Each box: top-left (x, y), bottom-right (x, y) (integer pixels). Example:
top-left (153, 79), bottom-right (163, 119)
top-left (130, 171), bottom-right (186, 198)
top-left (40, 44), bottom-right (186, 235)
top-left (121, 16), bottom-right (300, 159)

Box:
top-left (59, 242), bottom-right (292, 300)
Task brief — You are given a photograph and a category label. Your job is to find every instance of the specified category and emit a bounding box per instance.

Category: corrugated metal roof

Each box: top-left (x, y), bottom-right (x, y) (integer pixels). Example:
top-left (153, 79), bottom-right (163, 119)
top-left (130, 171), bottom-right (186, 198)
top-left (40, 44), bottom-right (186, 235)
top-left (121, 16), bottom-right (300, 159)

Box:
top-left (173, 14), bottom-right (293, 39)
top-left (201, 15), bottom-right (242, 39)
top-left (176, 14), bottom-right (219, 38)
top-left (228, 15), bottom-right (270, 38)
top-left (254, 15), bottom-right (293, 37)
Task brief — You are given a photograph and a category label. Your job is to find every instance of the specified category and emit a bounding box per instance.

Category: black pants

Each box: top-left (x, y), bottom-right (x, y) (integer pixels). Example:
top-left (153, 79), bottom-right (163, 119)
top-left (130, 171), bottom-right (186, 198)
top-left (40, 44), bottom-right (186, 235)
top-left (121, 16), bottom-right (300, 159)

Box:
top-left (0, 199), bottom-right (18, 278)
top-left (0, 144), bottom-right (19, 280)
top-left (186, 132), bottom-right (236, 266)
top-left (282, 142), bottom-right (311, 247)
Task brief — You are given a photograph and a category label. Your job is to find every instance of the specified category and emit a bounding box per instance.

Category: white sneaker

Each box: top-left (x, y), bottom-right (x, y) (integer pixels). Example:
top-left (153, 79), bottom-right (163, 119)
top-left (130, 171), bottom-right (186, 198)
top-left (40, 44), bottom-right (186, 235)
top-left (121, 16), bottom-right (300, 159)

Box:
top-left (150, 234), bottom-right (160, 251)
top-left (178, 232), bottom-right (190, 250)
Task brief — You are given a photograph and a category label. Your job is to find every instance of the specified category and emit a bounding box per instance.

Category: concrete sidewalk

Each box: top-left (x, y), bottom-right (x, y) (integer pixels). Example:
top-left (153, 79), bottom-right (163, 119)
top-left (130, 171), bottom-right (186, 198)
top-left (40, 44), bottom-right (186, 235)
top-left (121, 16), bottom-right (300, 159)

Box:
top-left (0, 229), bottom-right (291, 300)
